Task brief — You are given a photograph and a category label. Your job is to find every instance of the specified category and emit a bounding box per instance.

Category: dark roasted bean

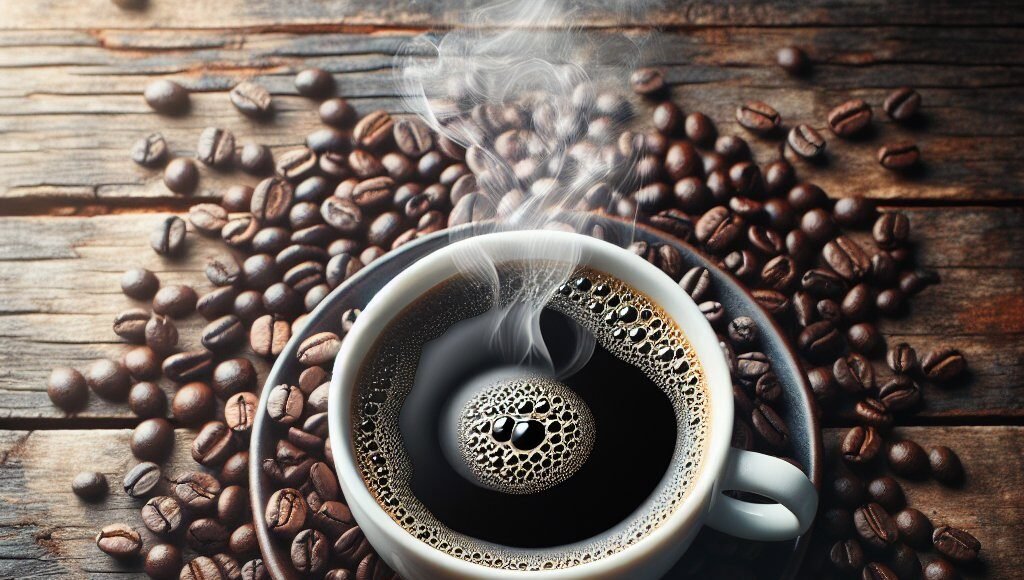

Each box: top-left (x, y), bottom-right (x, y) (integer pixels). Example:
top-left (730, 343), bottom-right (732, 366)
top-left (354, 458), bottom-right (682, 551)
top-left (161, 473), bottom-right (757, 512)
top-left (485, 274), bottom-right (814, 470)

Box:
top-left (265, 488), bottom-right (307, 538)
top-left (131, 133), bottom-right (168, 167)
top-left (932, 526), bottom-right (980, 562)
top-left (162, 349), bottom-right (214, 382)
top-left (123, 461), bottom-right (161, 498)
top-left (96, 523), bottom-right (143, 559)
top-left (833, 353), bottom-right (875, 393)
top-left (929, 446), bottom-right (965, 485)
top-left (230, 81), bottom-right (272, 117)
top-left (787, 124), bottom-right (826, 159)
top-left (868, 476), bottom-right (906, 512)
top-left (144, 79), bottom-right (189, 114)
top-left (920, 348), bottom-right (966, 382)
top-left (736, 101), bottom-right (781, 133)
top-left (884, 87), bottom-right (921, 121)
top-left (142, 495), bottom-right (183, 535)
top-left (84, 359), bottom-right (132, 401)
top-left (878, 141), bottom-right (921, 169)
top-left (72, 471), bottom-right (108, 501)
top-left (854, 398), bottom-right (893, 430)
top-left (842, 425), bottom-right (882, 463)
top-left (854, 503), bottom-right (899, 549)
top-left (879, 375), bottom-right (921, 411)
top-left (896, 508), bottom-right (933, 548)
top-left (151, 216), bottom-right (187, 256)
top-left (828, 99), bottom-right (872, 137)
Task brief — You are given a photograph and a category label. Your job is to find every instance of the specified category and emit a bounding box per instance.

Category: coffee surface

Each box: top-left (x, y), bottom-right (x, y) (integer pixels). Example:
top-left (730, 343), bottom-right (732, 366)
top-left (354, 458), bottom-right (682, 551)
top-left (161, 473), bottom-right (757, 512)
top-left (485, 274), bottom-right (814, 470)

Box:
top-left (350, 263), bottom-right (711, 570)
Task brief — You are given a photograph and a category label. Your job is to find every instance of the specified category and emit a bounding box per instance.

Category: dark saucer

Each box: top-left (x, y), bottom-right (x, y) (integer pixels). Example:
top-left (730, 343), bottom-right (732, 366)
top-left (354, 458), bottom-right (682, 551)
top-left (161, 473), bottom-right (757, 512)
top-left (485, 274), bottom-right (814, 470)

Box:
top-left (250, 216), bottom-right (822, 580)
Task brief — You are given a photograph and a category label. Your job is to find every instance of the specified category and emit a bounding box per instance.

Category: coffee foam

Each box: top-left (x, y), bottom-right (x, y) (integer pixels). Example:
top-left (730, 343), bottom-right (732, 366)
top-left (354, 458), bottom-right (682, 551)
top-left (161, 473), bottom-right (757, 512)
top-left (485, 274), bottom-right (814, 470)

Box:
top-left (351, 264), bottom-right (711, 570)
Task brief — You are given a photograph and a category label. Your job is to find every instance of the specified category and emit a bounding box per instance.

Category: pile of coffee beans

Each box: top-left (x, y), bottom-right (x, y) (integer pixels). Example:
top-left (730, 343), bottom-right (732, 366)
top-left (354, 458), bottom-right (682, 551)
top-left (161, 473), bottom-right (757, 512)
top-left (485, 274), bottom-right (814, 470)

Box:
top-left (45, 51), bottom-right (978, 579)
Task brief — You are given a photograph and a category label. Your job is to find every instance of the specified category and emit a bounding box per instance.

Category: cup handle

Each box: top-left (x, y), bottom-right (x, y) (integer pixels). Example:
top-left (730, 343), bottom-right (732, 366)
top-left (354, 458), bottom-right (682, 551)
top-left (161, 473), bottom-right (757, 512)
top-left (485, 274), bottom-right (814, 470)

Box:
top-left (706, 449), bottom-right (818, 541)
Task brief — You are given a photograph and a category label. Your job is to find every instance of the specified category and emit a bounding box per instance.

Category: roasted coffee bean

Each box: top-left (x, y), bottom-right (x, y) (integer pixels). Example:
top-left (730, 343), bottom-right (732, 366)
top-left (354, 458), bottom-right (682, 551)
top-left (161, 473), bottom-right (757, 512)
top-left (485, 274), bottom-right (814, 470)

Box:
top-left (131, 132), bottom-right (168, 167)
top-left (932, 526), bottom-right (980, 562)
top-left (123, 461), bottom-right (161, 498)
top-left (751, 289), bottom-right (788, 315)
top-left (121, 268), bottom-right (160, 301)
top-left (832, 196), bottom-right (875, 229)
top-left (263, 282), bottom-right (301, 316)
top-left (923, 559), bottom-right (959, 580)
top-left (843, 425), bottom-right (882, 463)
top-left (899, 269), bottom-right (941, 296)
top-left (144, 79), bottom-right (189, 114)
top-left (289, 528), bottom-right (329, 574)
top-left (874, 212), bottom-right (911, 251)
top-left (263, 439), bottom-right (315, 487)
top-left (201, 315), bottom-right (245, 353)
top-left (848, 322), bottom-right (882, 354)
top-left (295, 332), bottom-right (342, 366)
top-left (205, 255), bottom-right (242, 288)
top-left (788, 182), bottom-right (828, 212)
top-left (817, 298), bottom-right (841, 323)
top-left (152, 284), bottom-right (198, 318)
top-left (830, 538), bottom-right (864, 573)
top-left (828, 99), bottom-right (872, 137)
top-left (747, 225), bottom-right (783, 256)
top-left (884, 87), bottom-right (922, 121)
top-left (223, 391), bottom-right (259, 435)
top-left (266, 488), bottom-right (307, 538)
top-left (187, 518), bottom-right (229, 554)
top-left (356, 552), bottom-right (396, 580)
top-left (85, 358), bottom-right (132, 401)
top-left (392, 118), bottom-right (433, 157)
top-left (131, 417), bottom-right (174, 461)
top-left (807, 366), bottom-right (839, 408)
top-left (196, 127), bottom-right (235, 168)
top-left (801, 208), bottom-right (836, 245)
top-left (867, 476), bottom-right (906, 512)
top-left (736, 101), bottom-right (781, 133)
top-left (140, 315), bottom-right (176, 355)
top-left (354, 110), bottom-right (394, 149)
top-left (197, 287), bottom-right (238, 321)
top-left (630, 67), bottom-right (665, 95)
top-left (48, 367), bottom-right (89, 411)
top-left (150, 215), bottom-right (187, 256)
top-left (169, 471), bottom-right (221, 516)
top-left (855, 398), bottom-right (893, 429)
top-left (751, 402), bottom-right (789, 449)
top-left (878, 141), bottom-right (921, 169)
top-left (799, 320), bottom-right (843, 359)
top-left (307, 128), bottom-right (349, 155)
top-left (112, 308), bottom-right (150, 344)
top-left (180, 556), bottom-right (225, 580)
top-left (879, 375), bottom-right (922, 411)
top-left (72, 471), bottom-right (108, 501)
top-left (295, 67), bottom-right (334, 98)
top-left (162, 349), bottom-right (214, 382)
top-left (839, 283), bottom-right (873, 322)
top-left (237, 143), bottom-right (272, 176)
top-left (887, 440), bottom-right (929, 479)
top-left (173, 381), bottom-right (216, 425)
top-left (325, 253), bottom-right (363, 289)
top-left (241, 558), bottom-right (270, 580)
top-left (855, 503), bottom-right (899, 549)
top-left (350, 176), bottom-right (395, 211)
top-left (831, 473), bottom-right (866, 507)
top-left (349, 149), bottom-right (385, 179)
top-left (876, 288), bottom-right (906, 316)
top-left (863, 562), bottom-right (898, 580)
top-left (164, 158), bottom-right (199, 195)
top-left (367, 212), bottom-right (403, 247)
top-left (230, 81), bottom-right (272, 117)
top-left (145, 544), bottom-right (183, 580)
top-left (267, 384), bottom-right (304, 425)
top-left (761, 255), bottom-right (797, 291)
top-left (696, 206), bottom-right (744, 254)
top-left (312, 500), bottom-right (354, 538)
top-left (222, 216), bottom-right (261, 249)
top-left (142, 495), bottom-right (183, 535)
top-left (787, 124), bottom-right (826, 159)
top-left (823, 236), bottom-right (871, 282)
top-left (833, 353), bottom-right (875, 393)
top-left (870, 252), bottom-right (899, 286)
top-left (230, 523), bottom-right (259, 558)
top-left (252, 227), bottom-right (292, 256)
top-left (929, 446), bottom-right (964, 485)
top-left (250, 314), bottom-right (291, 358)
top-left (777, 46), bottom-right (809, 75)
top-left (188, 204), bottom-right (229, 237)
top-left (250, 177), bottom-right (294, 225)
top-left (920, 348), bottom-right (966, 382)
top-left (214, 487), bottom-right (249, 529)
top-left (96, 523), bottom-right (142, 559)
top-left (192, 421), bottom-right (236, 467)
top-left (321, 198), bottom-right (363, 235)
top-left (276, 147), bottom-right (318, 181)
top-left (221, 451), bottom-right (250, 487)
top-left (333, 526), bottom-right (372, 566)
top-left (727, 317), bottom-right (758, 347)
top-left (886, 342), bottom-right (918, 374)
top-left (678, 266), bottom-right (712, 302)
top-left (791, 291), bottom-right (815, 326)
top-left (123, 346), bottom-right (160, 381)
top-left (896, 508), bottom-right (933, 548)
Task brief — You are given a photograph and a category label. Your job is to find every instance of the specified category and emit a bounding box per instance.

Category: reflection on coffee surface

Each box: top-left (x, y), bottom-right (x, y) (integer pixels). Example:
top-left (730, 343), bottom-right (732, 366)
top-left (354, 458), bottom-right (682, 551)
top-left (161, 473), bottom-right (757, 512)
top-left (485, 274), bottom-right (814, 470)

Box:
top-left (350, 262), bottom-right (711, 570)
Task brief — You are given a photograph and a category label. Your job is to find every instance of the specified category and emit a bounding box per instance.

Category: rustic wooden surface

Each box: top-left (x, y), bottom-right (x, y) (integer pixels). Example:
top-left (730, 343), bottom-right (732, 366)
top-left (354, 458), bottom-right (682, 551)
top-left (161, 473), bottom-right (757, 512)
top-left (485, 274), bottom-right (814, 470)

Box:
top-left (0, 0), bottom-right (1021, 578)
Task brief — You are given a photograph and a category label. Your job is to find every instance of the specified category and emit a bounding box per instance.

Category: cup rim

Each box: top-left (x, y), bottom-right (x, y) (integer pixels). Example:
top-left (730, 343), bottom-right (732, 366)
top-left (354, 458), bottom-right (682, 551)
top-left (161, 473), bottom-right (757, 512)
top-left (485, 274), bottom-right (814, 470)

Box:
top-left (328, 229), bottom-right (736, 578)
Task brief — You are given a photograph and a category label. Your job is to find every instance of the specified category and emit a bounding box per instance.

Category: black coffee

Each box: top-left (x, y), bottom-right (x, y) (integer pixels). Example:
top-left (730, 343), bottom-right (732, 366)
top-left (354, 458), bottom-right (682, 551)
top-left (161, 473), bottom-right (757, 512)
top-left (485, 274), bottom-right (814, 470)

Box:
top-left (351, 262), bottom-right (712, 571)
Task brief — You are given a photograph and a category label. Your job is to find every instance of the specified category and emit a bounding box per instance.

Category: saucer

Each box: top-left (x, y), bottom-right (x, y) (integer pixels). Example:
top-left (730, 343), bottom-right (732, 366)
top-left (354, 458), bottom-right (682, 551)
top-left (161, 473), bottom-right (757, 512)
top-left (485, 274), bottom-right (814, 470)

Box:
top-left (250, 217), bottom-right (822, 579)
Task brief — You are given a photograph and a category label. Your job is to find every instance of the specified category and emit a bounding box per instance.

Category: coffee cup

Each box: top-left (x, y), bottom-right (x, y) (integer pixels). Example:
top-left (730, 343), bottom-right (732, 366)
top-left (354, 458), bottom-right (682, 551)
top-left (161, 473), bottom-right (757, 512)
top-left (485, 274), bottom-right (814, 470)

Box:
top-left (328, 230), bottom-right (817, 579)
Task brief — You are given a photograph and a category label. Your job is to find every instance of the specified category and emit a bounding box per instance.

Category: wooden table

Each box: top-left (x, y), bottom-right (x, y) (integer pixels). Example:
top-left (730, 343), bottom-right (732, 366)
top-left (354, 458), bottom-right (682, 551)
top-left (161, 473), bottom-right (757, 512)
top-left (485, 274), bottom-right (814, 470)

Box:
top-left (0, 1), bottom-right (1021, 577)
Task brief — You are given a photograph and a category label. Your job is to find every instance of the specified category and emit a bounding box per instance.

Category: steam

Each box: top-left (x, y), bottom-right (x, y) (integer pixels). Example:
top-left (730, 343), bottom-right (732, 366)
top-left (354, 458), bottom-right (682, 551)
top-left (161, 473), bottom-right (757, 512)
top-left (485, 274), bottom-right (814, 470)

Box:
top-left (397, 0), bottom-right (649, 378)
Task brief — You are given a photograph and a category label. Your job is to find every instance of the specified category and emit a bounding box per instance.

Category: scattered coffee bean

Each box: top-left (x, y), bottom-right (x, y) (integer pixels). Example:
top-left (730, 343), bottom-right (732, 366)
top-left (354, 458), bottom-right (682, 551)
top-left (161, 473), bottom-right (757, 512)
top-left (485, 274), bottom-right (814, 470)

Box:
top-left (827, 99), bottom-right (872, 137)
top-left (266, 487), bottom-right (308, 538)
top-left (131, 417), bottom-right (174, 461)
top-left (843, 425), bottom-right (882, 463)
top-left (230, 81), bottom-right (273, 118)
top-left (777, 46), bottom-right (809, 75)
top-left (929, 446), bottom-right (965, 485)
top-left (829, 538), bottom-right (864, 574)
top-left (211, 358), bottom-right (257, 399)
top-left (142, 495), bottom-right (184, 536)
top-left (85, 358), bottom-right (132, 401)
top-left (163, 158), bottom-right (199, 194)
top-left (48, 367), bottom-right (89, 411)
top-left (187, 518), bottom-right (230, 554)
top-left (854, 503), bottom-right (899, 549)
top-left (151, 216), bottom-right (188, 256)
top-left (72, 471), bottom-right (108, 501)
top-left (878, 141), bottom-right (921, 170)
top-left (196, 127), bottom-right (235, 168)
top-left (923, 558), bottom-right (960, 580)
top-left (131, 133), bottom-right (168, 167)
top-left (172, 381), bottom-right (217, 425)
top-left (224, 392), bottom-right (259, 435)
top-left (124, 461), bottom-right (162, 498)
top-left (267, 384), bottom-right (304, 425)
top-left (920, 348), bottom-right (966, 382)
top-left (169, 471), bottom-right (222, 513)
top-left (251, 314), bottom-right (291, 358)
top-left (201, 314), bottom-right (246, 352)
top-left (144, 79), bottom-right (189, 114)
top-left (162, 349), bottom-right (214, 383)
top-left (787, 124), bottom-right (826, 159)
top-left (855, 398), bottom-right (893, 429)
top-left (886, 342), bottom-right (918, 374)
top-left (878, 375), bottom-right (921, 411)
top-left (192, 421), bottom-right (237, 467)
top-left (896, 508), bottom-right (933, 549)
top-left (932, 526), bottom-right (980, 562)
top-left (863, 562), bottom-right (898, 580)
top-left (736, 101), bottom-right (781, 133)
top-left (630, 67), bottom-right (665, 95)
top-left (292, 528), bottom-right (329, 574)
top-left (884, 87), bottom-right (921, 121)
top-left (867, 476), bottom-right (906, 512)
top-left (295, 68), bottom-right (335, 98)
top-left (297, 332), bottom-right (343, 366)
top-left (145, 544), bottom-right (183, 580)
top-left (96, 523), bottom-right (143, 559)
top-left (888, 439), bottom-right (929, 478)
top-left (238, 143), bottom-right (273, 175)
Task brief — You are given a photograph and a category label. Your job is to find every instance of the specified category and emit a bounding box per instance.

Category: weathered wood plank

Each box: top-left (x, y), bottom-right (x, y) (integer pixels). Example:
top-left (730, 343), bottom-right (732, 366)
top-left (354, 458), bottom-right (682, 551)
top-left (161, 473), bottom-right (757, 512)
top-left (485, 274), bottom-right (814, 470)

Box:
top-left (0, 26), bottom-right (1022, 204)
top-left (0, 427), bottom-right (1018, 577)
top-left (2, 0), bottom-right (1023, 30)
top-left (0, 208), bottom-right (1019, 422)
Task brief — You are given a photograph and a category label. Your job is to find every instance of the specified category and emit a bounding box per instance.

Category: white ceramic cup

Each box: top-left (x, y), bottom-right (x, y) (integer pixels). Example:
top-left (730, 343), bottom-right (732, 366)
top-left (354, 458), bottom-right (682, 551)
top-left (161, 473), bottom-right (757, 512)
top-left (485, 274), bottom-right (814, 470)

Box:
top-left (329, 230), bottom-right (817, 579)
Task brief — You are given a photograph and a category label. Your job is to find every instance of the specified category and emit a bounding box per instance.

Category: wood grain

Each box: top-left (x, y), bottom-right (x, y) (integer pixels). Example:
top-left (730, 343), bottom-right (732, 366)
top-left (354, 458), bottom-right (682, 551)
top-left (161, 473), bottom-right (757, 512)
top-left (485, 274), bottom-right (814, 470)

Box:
top-left (1, 26), bottom-right (1022, 205)
top-left (0, 427), bottom-right (1018, 578)
top-left (0, 208), bottom-right (1019, 423)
